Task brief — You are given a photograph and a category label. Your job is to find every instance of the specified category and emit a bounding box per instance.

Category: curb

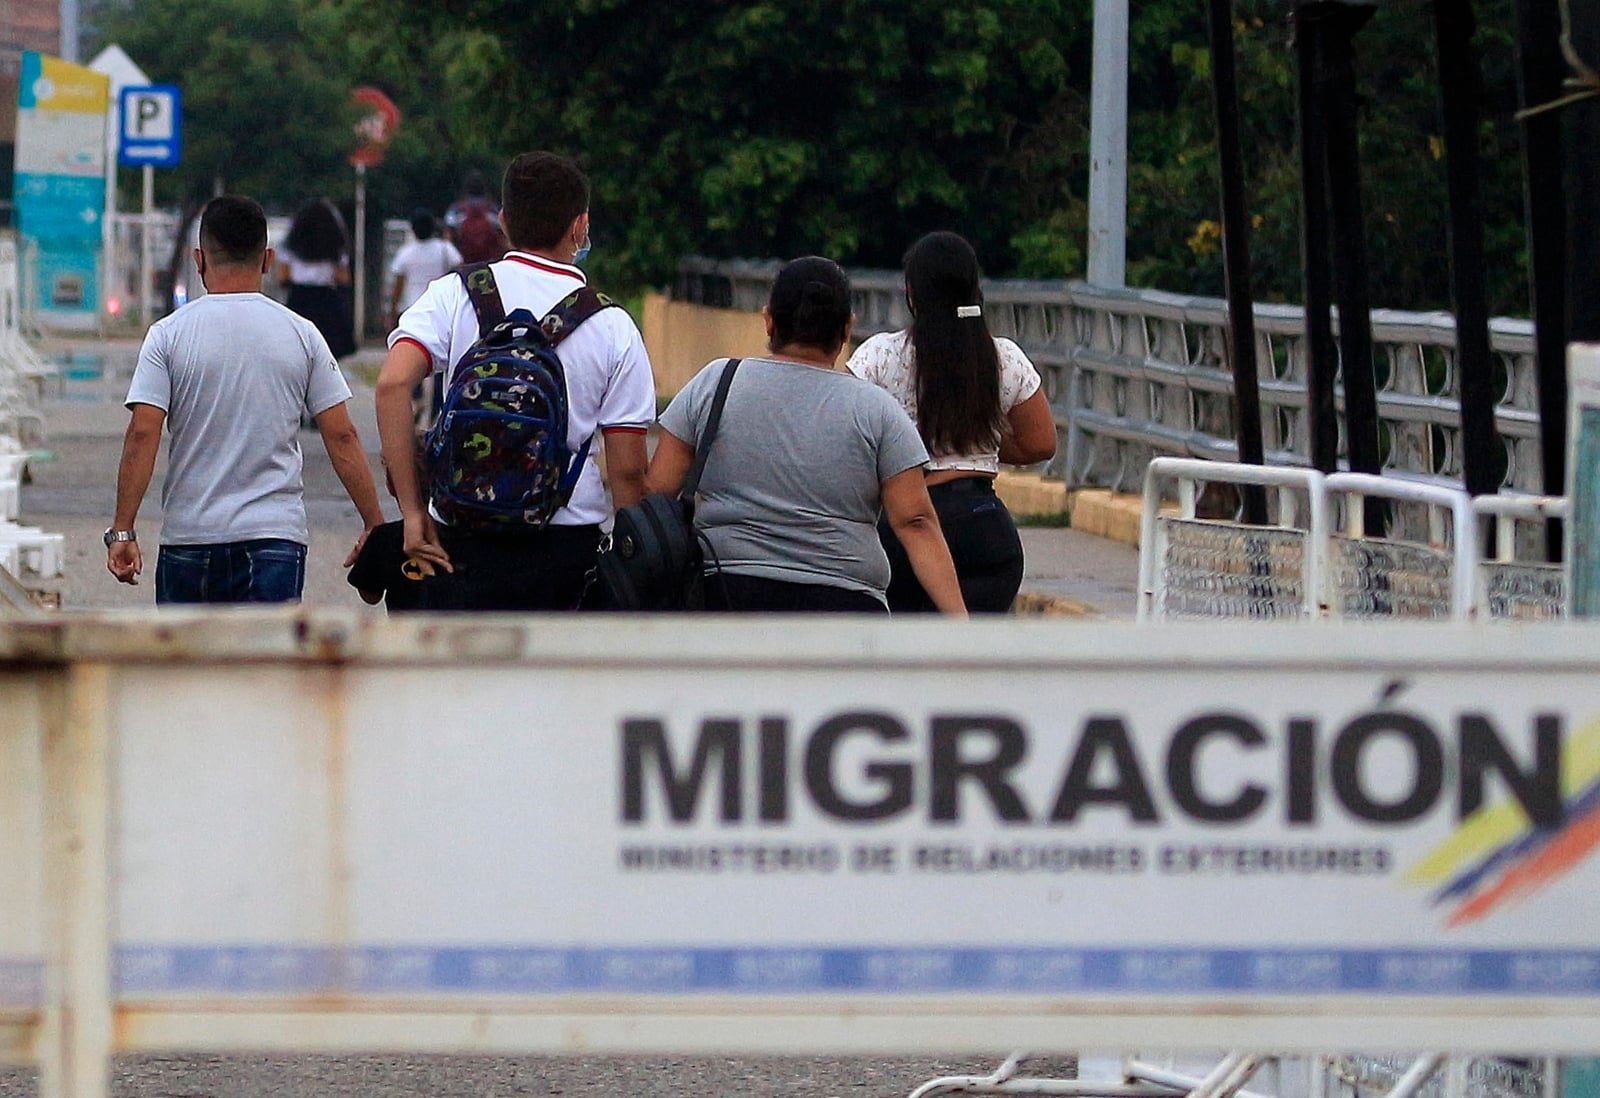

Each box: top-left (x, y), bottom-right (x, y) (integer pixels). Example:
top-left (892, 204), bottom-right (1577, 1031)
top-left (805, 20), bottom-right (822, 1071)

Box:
top-left (994, 470), bottom-right (1070, 517)
top-left (1012, 591), bottom-right (1100, 618)
top-left (992, 473), bottom-right (1148, 551)
top-left (1065, 488), bottom-right (1146, 547)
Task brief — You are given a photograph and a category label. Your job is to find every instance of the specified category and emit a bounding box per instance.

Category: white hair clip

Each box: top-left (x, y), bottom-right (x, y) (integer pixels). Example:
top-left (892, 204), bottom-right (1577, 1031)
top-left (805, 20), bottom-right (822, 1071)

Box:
top-left (956, 304), bottom-right (982, 318)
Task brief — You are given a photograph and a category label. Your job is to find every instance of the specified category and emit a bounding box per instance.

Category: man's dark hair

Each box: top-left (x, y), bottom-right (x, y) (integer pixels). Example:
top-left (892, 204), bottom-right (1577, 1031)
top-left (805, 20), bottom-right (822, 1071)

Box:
top-left (199, 195), bottom-right (268, 265)
top-left (501, 152), bottom-right (589, 250)
top-left (409, 208), bottom-right (437, 240)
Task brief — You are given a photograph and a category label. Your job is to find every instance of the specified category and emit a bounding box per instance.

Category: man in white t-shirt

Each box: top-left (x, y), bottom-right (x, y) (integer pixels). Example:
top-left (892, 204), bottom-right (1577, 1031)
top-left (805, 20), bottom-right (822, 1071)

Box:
top-left (374, 151), bottom-right (656, 611)
top-left (107, 194), bottom-right (385, 603)
top-left (385, 208), bottom-right (462, 330)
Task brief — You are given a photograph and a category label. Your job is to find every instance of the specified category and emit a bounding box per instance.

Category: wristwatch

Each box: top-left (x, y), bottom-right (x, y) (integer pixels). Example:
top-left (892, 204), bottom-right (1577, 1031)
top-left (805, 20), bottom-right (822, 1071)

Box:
top-left (103, 528), bottom-right (137, 547)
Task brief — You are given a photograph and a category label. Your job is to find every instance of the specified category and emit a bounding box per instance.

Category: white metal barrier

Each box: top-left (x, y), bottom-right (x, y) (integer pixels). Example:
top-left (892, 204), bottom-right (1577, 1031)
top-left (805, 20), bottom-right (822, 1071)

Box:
top-left (1471, 495), bottom-right (1567, 621)
top-left (1138, 458), bottom-right (1329, 621)
top-left (908, 1052), bottom-right (1554, 1098)
top-left (0, 238), bottom-right (46, 450)
top-left (1322, 473), bottom-right (1476, 622)
top-left (1141, 463), bottom-right (1572, 624)
top-left (3, 613), bottom-right (1599, 1098)
top-left (0, 523), bottom-right (63, 578)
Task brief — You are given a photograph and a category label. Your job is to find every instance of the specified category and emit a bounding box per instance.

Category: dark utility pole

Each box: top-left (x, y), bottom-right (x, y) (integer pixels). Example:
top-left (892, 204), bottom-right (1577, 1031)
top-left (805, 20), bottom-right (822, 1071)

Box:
top-left (1320, 3), bottom-right (1382, 493)
top-left (1294, 3), bottom-right (1342, 477)
top-left (1569, 2), bottom-right (1600, 344)
top-left (1295, 1), bottom-right (1384, 533)
top-left (1207, 0), bottom-right (1268, 525)
top-left (1513, 0), bottom-right (1569, 555)
top-left (1433, 0), bottom-right (1500, 501)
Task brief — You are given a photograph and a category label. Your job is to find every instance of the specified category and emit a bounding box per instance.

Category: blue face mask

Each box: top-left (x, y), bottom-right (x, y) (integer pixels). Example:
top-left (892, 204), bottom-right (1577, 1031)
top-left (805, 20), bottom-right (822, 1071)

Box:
top-left (574, 229), bottom-right (592, 264)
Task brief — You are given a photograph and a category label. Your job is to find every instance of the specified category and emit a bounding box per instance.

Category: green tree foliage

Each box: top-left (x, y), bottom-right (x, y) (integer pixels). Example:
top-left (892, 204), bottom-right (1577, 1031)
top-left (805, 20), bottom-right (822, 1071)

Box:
top-left (94, 0), bottom-right (1532, 315)
top-left (93, 0), bottom-right (358, 208)
top-left (324, 0), bottom-right (1092, 288)
top-left (1127, 0), bottom-right (1526, 315)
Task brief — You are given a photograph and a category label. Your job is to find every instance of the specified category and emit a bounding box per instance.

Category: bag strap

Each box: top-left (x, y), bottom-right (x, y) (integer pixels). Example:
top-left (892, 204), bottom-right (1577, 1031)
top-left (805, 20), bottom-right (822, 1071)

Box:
top-left (456, 262), bottom-right (506, 331)
top-left (541, 286), bottom-right (618, 347)
top-left (540, 287), bottom-right (619, 504)
top-left (680, 358), bottom-right (741, 501)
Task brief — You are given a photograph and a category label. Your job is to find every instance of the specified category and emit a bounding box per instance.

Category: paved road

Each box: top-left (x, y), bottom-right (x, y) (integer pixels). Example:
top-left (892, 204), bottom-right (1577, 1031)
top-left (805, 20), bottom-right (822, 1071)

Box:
top-left (0, 1053), bottom-right (1083, 1098)
top-left (17, 337), bottom-right (1138, 617)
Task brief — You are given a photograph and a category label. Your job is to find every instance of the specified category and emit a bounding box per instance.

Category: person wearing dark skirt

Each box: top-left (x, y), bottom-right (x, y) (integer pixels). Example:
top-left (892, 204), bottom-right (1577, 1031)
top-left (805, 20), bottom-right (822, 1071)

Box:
top-left (646, 257), bottom-right (967, 617)
top-left (847, 231), bottom-right (1058, 613)
top-left (276, 198), bottom-right (356, 360)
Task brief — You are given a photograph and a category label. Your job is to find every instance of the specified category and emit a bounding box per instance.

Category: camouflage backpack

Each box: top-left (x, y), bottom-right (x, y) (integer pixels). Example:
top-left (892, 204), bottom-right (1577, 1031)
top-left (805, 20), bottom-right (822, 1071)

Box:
top-left (423, 263), bottom-right (616, 529)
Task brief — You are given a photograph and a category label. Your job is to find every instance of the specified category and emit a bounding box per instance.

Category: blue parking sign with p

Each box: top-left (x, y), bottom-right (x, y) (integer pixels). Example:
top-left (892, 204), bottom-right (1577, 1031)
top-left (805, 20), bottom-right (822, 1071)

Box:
top-left (119, 85), bottom-right (181, 168)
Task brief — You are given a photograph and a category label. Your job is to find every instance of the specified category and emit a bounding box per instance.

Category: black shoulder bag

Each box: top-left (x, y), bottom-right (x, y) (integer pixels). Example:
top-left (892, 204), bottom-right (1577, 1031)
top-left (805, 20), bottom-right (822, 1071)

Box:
top-left (596, 358), bottom-right (741, 611)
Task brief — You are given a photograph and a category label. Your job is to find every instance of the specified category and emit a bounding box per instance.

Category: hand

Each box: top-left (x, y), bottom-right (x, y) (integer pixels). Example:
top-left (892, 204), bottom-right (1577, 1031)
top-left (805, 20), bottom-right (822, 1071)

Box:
top-left (107, 540), bottom-right (142, 585)
top-left (343, 523), bottom-right (377, 569)
top-left (401, 511), bottom-right (453, 576)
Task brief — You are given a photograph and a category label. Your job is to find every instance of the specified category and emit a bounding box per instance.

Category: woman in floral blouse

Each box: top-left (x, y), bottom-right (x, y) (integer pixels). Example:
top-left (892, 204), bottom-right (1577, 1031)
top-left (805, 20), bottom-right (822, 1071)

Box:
top-left (847, 231), bottom-right (1057, 612)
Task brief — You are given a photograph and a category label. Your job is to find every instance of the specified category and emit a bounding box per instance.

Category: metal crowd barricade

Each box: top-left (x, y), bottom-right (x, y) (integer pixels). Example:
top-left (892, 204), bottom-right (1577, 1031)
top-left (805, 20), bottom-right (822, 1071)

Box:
top-left (904, 1053), bottom-right (1554, 1098)
top-left (1137, 463), bottom-right (1526, 624)
top-left (1470, 494), bottom-right (1567, 621)
top-left (1137, 457), bottom-right (1329, 621)
top-left (1321, 473), bottom-right (1475, 622)
top-left (908, 1051), bottom-right (1277, 1098)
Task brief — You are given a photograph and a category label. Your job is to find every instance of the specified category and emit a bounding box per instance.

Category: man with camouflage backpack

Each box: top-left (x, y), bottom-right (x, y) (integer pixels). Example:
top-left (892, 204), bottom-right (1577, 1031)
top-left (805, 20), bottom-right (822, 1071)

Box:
top-left (374, 151), bottom-right (655, 610)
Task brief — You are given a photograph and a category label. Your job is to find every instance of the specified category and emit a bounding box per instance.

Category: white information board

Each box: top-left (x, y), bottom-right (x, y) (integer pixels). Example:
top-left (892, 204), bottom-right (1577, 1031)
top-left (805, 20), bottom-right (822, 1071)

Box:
top-left (61, 614), bottom-right (1599, 1054)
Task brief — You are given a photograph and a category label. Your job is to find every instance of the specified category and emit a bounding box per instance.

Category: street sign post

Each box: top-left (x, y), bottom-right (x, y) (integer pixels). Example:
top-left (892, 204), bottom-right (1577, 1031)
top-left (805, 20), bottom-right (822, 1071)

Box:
top-left (117, 85), bottom-right (179, 168)
top-left (349, 86), bottom-right (400, 347)
top-left (117, 84), bottom-right (179, 324)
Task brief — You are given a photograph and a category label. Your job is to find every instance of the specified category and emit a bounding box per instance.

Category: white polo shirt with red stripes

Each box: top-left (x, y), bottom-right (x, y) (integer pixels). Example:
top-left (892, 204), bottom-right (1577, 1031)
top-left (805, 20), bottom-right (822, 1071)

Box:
top-left (389, 251), bottom-right (656, 526)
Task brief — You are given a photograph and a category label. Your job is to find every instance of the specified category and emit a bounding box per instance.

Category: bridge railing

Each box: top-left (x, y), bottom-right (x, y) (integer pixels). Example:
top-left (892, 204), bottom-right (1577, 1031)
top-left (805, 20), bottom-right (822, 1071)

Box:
top-left (674, 259), bottom-right (1543, 512)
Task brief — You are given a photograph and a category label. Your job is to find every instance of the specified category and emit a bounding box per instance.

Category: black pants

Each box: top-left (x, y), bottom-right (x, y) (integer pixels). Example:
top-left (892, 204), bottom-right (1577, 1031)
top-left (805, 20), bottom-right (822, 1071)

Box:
top-left (285, 284), bottom-right (356, 359)
top-left (879, 476), bottom-right (1024, 613)
top-left (400, 523), bottom-right (602, 611)
top-left (703, 572), bottom-right (888, 614)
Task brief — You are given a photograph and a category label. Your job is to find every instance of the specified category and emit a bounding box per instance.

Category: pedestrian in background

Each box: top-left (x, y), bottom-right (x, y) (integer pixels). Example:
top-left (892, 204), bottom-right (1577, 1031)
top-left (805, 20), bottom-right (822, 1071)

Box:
top-left (386, 208), bottom-right (461, 332)
top-left (107, 194), bottom-right (384, 603)
top-left (277, 197), bottom-right (356, 359)
top-left (444, 168), bottom-right (509, 264)
top-left (847, 231), bottom-right (1056, 613)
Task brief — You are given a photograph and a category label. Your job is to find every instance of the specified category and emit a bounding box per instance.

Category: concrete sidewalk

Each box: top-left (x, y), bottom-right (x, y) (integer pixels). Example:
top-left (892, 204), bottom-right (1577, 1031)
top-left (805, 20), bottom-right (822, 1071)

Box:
top-left (16, 337), bottom-right (1138, 617)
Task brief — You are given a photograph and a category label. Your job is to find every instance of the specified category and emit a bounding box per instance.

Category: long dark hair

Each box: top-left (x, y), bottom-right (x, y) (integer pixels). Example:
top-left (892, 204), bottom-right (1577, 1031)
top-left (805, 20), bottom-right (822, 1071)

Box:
top-left (905, 231), bottom-right (1004, 455)
top-left (284, 198), bottom-right (348, 263)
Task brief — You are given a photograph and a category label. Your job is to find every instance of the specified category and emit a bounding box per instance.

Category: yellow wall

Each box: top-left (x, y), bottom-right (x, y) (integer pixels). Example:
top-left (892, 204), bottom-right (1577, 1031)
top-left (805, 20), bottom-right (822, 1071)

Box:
top-left (642, 294), bottom-right (770, 397)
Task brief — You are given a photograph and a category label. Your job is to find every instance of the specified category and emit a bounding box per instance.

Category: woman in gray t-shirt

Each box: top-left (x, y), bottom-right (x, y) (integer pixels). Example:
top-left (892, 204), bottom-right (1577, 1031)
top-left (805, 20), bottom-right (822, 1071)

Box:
top-left (649, 256), bottom-right (967, 615)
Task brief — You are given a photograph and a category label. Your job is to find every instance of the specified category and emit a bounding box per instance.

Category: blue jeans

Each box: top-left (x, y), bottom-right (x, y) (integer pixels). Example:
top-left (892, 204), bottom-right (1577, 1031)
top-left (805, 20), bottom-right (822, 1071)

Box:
top-left (155, 539), bottom-right (307, 605)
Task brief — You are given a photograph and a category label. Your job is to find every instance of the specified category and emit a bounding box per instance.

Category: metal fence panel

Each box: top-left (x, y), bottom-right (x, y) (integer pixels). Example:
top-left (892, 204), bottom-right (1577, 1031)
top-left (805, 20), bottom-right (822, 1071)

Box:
top-left (674, 261), bottom-right (1542, 498)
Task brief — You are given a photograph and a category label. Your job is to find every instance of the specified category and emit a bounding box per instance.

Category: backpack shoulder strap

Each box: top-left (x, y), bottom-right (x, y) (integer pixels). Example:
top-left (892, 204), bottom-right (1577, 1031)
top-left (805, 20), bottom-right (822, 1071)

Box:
top-left (456, 262), bottom-right (506, 332)
top-left (541, 286), bottom-right (619, 347)
top-left (680, 358), bottom-right (741, 500)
